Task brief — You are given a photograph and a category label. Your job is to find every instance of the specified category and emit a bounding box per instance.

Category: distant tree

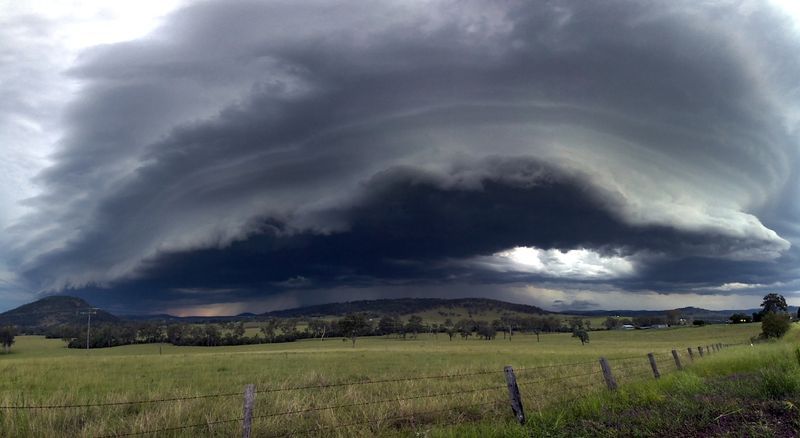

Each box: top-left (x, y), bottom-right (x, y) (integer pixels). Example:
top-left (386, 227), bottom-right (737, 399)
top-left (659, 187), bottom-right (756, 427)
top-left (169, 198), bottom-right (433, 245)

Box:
top-left (729, 313), bottom-right (752, 324)
top-left (572, 329), bottom-right (589, 345)
top-left (203, 324), bottom-right (221, 346)
top-left (429, 323), bottom-right (439, 337)
top-left (665, 310), bottom-right (681, 326)
top-left (232, 322), bottom-right (246, 338)
top-left (568, 317), bottom-right (586, 332)
top-left (692, 320), bottom-right (705, 326)
top-left (260, 319), bottom-right (279, 343)
top-left (633, 316), bottom-right (666, 327)
top-left (307, 319), bottom-right (329, 340)
top-left (377, 316), bottom-right (400, 336)
top-left (442, 319), bottom-right (455, 341)
top-left (475, 321), bottom-right (496, 340)
top-left (166, 324), bottom-right (186, 344)
top-left (757, 293), bottom-right (790, 339)
top-left (455, 319), bottom-right (474, 340)
top-left (138, 323), bottom-right (163, 343)
top-left (603, 317), bottom-right (621, 330)
top-left (761, 293), bottom-right (788, 314)
top-left (279, 319), bottom-right (298, 337)
top-left (0, 325), bottom-right (17, 353)
top-left (500, 316), bottom-right (516, 339)
top-left (405, 315), bottom-right (424, 339)
top-left (761, 312), bottom-right (791, 338)
top-left (338, 313), bottom-right (369, 347)
top-left (797, 307), bottom-right (800, 321)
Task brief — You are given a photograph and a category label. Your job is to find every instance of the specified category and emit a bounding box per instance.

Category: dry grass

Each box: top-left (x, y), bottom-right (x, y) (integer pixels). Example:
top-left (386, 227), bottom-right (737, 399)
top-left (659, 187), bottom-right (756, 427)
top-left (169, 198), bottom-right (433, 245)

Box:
top-left (0, 323), bottom-right (761, 437)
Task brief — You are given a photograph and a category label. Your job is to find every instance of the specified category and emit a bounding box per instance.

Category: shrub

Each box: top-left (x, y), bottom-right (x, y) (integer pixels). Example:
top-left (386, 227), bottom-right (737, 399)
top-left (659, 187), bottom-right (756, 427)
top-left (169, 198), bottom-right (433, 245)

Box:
top-left (761, 312), bottom-right (791, 339)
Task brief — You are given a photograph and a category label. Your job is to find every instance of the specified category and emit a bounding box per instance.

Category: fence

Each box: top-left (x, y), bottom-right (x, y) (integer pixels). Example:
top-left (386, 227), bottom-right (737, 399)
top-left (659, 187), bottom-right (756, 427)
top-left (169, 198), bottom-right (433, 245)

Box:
top-left (1, 342), bottom-right (739, 437)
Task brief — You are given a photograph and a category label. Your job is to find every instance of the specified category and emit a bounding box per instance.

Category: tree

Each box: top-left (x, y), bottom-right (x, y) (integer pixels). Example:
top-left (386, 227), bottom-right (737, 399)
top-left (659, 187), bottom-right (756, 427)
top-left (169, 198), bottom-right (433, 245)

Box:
top-left (665, 310), bottom-right (681, 326)
top-left (405, 315), bottom-right (424, 339)
top-left (761, 312), bottom-right (791, 338)
top-left (232, 322), bottom-right (246, 338)
top-left (260, 319), bottom-right (279, 343)
top-left (455, 319), bottom-right (474, 340)
top-left (166, 324), bottom-right (186, 344)
top-left (761, 293), bottom-right (788, 314)
top-left (280, 319), bottom-right (298, 337)
top-left (568, 317), bottom-right (586, 332)
top-left (475, 321), bottom-right (496, 340)
top-left (572, 329), bottom-right (589, 345)
top-left (729, 313), bottom-right (752, 324)
top-left (442, 319), bottom-right (455, 341)
top-left (603, 317), bottom-right (621, 330)
top-left (308, 319), bottom-right (329, 340)
top-left (378, 316), bottom-right (400, 336)
top-left (138, 323), bottom-right (163, 343)
top-left (0, 325), bottom-right (17, 353)
top-left (203, 324), bottom-right (221, 346)
top-left (338, 313), bottom-right (369, 347)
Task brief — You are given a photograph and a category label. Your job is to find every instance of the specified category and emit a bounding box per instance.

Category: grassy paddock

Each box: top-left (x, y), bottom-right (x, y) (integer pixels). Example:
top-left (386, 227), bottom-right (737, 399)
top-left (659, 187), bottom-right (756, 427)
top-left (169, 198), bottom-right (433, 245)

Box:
top-left (0, 324), bottom-right (763, 436)
top-left (432, 326), bottom-right (800, 437)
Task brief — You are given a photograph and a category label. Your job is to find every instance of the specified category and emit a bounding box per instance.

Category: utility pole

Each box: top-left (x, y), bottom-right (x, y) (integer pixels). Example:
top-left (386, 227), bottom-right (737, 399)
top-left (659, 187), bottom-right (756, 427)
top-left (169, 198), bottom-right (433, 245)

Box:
top-left (80, 308), bottom-right (98, 353)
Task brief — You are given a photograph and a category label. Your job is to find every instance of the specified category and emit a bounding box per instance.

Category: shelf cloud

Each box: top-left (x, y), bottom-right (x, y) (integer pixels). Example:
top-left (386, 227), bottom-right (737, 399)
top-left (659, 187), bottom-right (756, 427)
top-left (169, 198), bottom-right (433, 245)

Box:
top-left (3, 0), bottom-right (800, 313)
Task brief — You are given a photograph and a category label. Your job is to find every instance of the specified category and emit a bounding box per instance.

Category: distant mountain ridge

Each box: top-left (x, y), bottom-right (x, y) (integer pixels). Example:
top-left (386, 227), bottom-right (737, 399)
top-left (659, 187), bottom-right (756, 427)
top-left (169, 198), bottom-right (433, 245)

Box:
top-left (567, 306), bottom-right (799, 322)
top-left (262, 297), bottom-right (549, 318)
top-left (0, 295), bottom-right (118, 330)
top-left (3, 296), bottom-right (793, 325)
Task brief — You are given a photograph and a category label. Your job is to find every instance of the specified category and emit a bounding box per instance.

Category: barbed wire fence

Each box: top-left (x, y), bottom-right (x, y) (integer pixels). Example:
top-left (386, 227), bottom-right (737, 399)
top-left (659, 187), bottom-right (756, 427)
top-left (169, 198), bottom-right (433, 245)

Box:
top-left (0, 341), bottom-right (744, 437)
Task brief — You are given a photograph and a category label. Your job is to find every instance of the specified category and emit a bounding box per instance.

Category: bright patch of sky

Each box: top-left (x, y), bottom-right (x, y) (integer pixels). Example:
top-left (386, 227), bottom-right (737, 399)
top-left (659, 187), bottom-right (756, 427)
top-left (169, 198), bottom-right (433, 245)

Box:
top-left (473, 247), bottom-right (636, 280)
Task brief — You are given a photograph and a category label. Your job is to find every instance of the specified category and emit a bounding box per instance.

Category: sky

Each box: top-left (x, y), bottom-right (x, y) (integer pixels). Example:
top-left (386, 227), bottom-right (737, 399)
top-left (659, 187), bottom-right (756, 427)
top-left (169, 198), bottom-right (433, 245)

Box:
top-left (1, 0), bottom-right (800, 315)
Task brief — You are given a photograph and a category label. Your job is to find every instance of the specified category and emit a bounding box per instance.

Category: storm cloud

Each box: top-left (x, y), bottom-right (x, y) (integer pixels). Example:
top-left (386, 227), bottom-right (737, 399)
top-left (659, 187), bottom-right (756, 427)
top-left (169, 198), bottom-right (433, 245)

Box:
top-left (4, 0), bottom-right (800, 313)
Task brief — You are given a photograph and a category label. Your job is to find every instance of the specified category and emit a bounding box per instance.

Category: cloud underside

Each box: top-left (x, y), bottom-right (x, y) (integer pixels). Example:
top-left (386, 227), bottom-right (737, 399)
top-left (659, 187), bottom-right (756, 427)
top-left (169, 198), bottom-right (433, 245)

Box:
top-left (8, 0), bottom-right (800, 311)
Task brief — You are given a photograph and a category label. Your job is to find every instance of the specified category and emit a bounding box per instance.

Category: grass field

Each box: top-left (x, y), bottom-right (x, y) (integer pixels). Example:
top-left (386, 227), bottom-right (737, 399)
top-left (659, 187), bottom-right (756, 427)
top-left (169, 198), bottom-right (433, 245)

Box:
top-left (0, 323), bottom-right (783, 437)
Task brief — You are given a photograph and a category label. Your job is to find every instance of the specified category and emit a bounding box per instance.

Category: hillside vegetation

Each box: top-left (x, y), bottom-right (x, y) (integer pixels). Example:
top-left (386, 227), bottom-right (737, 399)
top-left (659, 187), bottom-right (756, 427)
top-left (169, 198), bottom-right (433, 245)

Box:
top-left (0, 296), bottom-right (117, 331)
top-left (265, 297), bottom-right (549, 320)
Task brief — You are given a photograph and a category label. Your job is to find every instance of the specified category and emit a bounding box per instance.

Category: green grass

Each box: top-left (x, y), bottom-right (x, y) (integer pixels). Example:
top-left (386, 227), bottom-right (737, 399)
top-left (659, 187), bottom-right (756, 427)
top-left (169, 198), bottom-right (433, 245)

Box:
top-left (432, 326), bottom-right (800, 437)
top-left (0, 323), bottom-right (769, 437)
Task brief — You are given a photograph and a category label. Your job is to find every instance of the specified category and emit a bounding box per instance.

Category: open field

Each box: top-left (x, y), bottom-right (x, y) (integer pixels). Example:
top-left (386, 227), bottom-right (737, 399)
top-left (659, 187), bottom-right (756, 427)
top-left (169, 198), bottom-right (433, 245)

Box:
top-left (0, 323), bottom-right (774, 436)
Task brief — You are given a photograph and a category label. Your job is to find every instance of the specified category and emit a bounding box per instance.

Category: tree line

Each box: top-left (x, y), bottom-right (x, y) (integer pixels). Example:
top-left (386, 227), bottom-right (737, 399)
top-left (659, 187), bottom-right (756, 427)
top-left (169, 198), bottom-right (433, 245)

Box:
top-left (42, 313), bottom-right (589, 349)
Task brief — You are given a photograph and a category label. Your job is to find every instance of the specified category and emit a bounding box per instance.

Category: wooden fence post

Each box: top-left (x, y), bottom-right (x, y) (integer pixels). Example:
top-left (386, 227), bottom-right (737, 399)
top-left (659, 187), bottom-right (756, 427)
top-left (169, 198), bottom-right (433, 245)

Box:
top-left (599, 357), bottom-right (617, 390)
top-left (698, 346), bottom-right (704, 357)
top-left (687, 347), bottom-right (694, 361)
top-left (242, 384), bottom-right (256, 438)
top-left (706, 345), bottom-right (711, 355)
top-left (504, 366), bottom-right (525, 425)
top-left (671, 349), bottom-right (683, 370)
top-left (647, 353), bottom-right (660, 379)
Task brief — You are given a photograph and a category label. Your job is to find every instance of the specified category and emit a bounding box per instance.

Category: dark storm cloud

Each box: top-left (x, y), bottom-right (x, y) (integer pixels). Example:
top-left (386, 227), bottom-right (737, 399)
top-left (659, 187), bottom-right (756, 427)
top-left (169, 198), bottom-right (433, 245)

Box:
top-left (8, 0), bottom-right (800, 310)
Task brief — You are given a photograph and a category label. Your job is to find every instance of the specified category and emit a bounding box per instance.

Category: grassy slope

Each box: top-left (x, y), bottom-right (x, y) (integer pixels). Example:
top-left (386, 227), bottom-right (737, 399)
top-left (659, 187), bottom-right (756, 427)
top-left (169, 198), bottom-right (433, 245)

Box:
top-left (436, 326), bottom-right (800, 437)
top-left (0, 323), bottom-right (767, 437)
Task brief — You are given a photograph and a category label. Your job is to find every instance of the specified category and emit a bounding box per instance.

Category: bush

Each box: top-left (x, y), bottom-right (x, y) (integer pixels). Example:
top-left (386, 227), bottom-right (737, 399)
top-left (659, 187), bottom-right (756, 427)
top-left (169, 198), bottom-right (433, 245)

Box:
top-left (761, 312), bottom-right (791, 339)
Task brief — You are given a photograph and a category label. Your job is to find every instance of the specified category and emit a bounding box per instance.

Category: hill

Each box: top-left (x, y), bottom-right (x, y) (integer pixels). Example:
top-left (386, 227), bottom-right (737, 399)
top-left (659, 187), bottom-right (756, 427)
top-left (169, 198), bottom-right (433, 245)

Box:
top-left (0, 296), bottom-right (118, 331)
top-left (263, 297), bottom-right (550, 321)
top-left (566, 306), bottom-right (799, 323)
